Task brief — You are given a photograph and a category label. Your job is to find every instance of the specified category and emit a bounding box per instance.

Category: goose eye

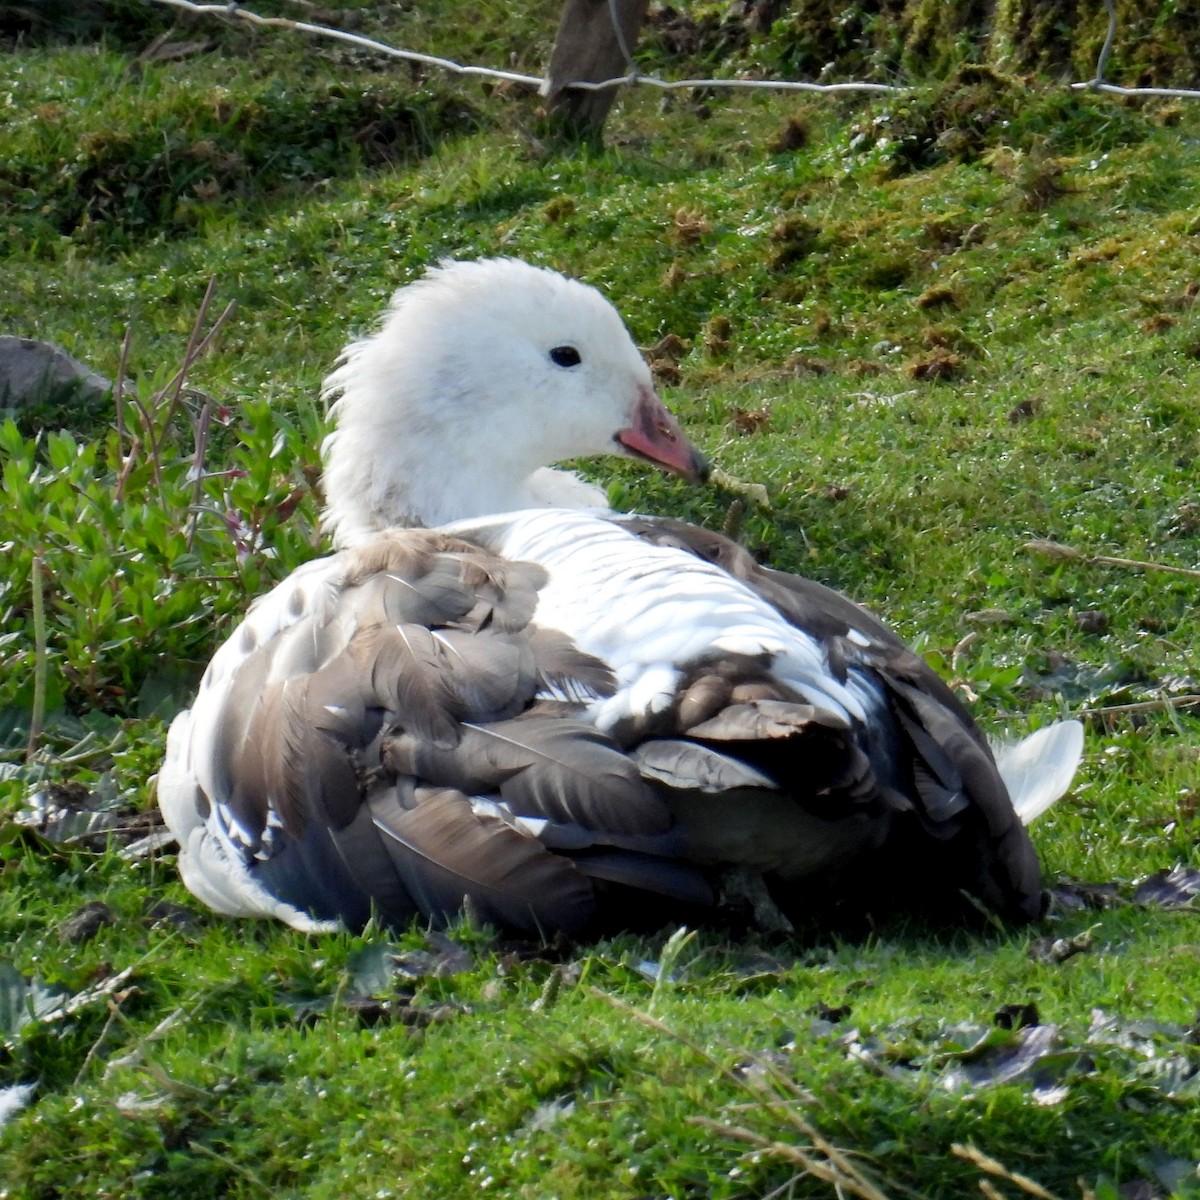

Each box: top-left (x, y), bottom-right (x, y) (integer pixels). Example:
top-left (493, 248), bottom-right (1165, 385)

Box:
top-left (549, 345), bottom-right (582, 368)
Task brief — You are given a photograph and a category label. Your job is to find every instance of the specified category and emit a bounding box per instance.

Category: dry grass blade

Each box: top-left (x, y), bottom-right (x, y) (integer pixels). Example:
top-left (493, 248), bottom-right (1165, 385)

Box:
top-left (1024, 539), bottom-right (1200, 580)
top-left (590, 987), bottom-right (895, 1200)
top-left (186, 395), bottom-right (215, 551)
top-left (1078, 695), bottom-right (1200, 718)
top-left (25, 553), bottom-right (47, 764)
top-left (952, 1143), bottom-right (1067, 1200)
top-left (115, 280), bottom-right (235, 502)
top-left (113, 324), bottom-right (133, 452)
top-left (688, 1115), bottom-right (895, 1200)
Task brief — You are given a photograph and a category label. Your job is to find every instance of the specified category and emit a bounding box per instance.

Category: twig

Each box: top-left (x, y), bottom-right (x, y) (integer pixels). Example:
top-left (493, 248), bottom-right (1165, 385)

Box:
top-left (102, 1005), bottom-right (191, 1081)
top-left (152, 0), bottom-right (558, 86)
top-left (1089, 0), bottom-right (1117, 88)
top-left (187, 395), bottom-right (215, 551)
top-left (711, 466), bottom-right (771, 509)
top-left (1024, 539), bottom-right (1200, 580)
top-left (186, 1139), bottom-right (274, 1195)
top-left (722, 497), bottom-right (746, 541)
top-left (567, 73), bottom-right (901, 96)
top-left (113, 324), bottom-right (133, 457)
top-left (1070, 0), bottom-right (1200, 98)
top-left (151, 278), bottom-right (227, 437)
top-left (39, 964), bottom-right (139, 1022)
top-left (607, 0), bottom-right (637, 78)
top-left (1069, 81), bottom-right (1200, 98)
top-left (951, 1143), bottom-right (1066, 1200)
top-left (73, 1000), bottom-right (126, 1086)
top-left (26, 553), bottom-right (47, 764)
top-left (114, 283), bottom-right (234, 504)
top-left (144, 281), bottom-right (234, 498)
top-left (1077, 695), bottom-right (1200, 719)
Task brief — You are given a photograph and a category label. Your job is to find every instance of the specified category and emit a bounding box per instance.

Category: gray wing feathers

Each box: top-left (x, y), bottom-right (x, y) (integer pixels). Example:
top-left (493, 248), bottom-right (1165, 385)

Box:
top-left (178, 530), bottom-right (676, 934)
top-left (384, 716), bottom-right (672, 836)
top-left (366, 785), bottom-right (595, 934)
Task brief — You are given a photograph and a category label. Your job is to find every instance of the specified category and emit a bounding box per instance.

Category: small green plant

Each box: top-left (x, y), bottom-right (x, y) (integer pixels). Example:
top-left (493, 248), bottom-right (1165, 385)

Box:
top-left (0, 298), bottom-right (321, 739)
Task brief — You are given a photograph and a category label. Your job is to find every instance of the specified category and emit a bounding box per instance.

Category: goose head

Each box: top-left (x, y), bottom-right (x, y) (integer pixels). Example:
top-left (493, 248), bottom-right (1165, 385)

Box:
top-left (320, 258), bottom-right (709, 546)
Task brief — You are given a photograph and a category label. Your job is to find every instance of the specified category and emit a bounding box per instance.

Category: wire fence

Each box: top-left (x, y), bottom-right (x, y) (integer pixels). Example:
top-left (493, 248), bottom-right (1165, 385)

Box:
top-left (150, 0), bottom-right (1200, 103)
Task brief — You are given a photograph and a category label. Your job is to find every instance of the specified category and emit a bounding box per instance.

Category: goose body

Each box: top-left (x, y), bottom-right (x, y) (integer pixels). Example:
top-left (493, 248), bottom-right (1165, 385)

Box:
top-left (159, 258), bottom-right (1083, 936)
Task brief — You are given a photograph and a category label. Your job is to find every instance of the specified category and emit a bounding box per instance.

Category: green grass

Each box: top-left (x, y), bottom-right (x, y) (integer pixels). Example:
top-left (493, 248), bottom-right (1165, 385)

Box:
top-left (1, 6), bottom-right (1199, 1198)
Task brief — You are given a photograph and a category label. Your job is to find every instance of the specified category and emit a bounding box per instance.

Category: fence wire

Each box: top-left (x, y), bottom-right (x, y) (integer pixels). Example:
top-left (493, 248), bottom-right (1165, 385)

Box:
top-left (149, 0), bottom-right (1200, 102)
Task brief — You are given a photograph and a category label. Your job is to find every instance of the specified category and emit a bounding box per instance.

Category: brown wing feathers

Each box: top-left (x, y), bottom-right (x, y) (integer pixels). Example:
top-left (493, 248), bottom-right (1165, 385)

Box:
top-left (614, 515), bottom-right (1044, 922)
top-left (366, 785), bottom-right (596, 935)
top-left (211, 531), bottom-right (659, 932)
top-left (208, 519), bottom-right (1044, 935)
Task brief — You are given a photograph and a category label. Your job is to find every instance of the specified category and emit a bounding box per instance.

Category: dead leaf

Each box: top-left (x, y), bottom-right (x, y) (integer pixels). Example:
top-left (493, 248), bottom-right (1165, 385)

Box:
top-left (661, 262), bottom-right (687, 290)
top-left (907, 351), bottom-right (965, 381)
top-left (915, 285), bottom-right (958, 310)
top-left (965, 608), bottom-right (1014, 627)
top-left (770, 115), bottom-right (809, 153)
top-left (650, 359), bottom-right (682, 386)
top-left (938, 1023), bottom-right (1085, 1093)
top-left (1074, 609), bottom-right (1110, 634)
top-left (787, 352), bottom-right (831, 376)
top-left (1141, 314), bottom-right (1175, 335)
top-left (646, 333), bottom-right (689, 363)
top-left (818, 483), bottom-right (852, 501)
top-left (730, 407), bottom-right (770, 435)
top-left (671, 208), bottom-right (711, 243)
top-left (704, 314), bottom-right (731, 356)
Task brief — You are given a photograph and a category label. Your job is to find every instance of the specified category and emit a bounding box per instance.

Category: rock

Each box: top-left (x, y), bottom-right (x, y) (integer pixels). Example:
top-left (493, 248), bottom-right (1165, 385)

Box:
top-left (0, 336), bottom-right (112, 414)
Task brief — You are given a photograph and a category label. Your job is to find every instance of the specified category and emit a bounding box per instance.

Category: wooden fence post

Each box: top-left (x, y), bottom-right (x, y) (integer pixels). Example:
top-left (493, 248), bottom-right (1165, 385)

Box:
top-left (544, 0), bottom-right (649, 138)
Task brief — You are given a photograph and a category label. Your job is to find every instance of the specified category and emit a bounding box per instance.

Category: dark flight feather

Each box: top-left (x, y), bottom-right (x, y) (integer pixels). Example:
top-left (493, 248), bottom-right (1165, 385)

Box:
top-left (383, 715), bottom-right (671, 836)
top-left (367, 784), bottom-right (596, 934)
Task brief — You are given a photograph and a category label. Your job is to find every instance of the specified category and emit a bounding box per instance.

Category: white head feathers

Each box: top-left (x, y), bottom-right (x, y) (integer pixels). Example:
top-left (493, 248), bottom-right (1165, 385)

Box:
top-left (319, 258), bottom-right (698, 545)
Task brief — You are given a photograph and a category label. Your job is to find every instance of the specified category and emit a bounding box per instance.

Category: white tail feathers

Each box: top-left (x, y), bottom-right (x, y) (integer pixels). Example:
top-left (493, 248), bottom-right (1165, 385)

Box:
top-left (991, 719), bottom-right (1084, 825)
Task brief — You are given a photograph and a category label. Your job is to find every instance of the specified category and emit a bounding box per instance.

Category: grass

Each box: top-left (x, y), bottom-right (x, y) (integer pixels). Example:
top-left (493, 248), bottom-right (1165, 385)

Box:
top-left (1, 5), bottom-right (1199, 1197)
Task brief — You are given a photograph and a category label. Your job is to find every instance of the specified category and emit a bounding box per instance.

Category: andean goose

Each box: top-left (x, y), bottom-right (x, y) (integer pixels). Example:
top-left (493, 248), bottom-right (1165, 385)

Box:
top-left (159, 257), bottom-right (1083, 937)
